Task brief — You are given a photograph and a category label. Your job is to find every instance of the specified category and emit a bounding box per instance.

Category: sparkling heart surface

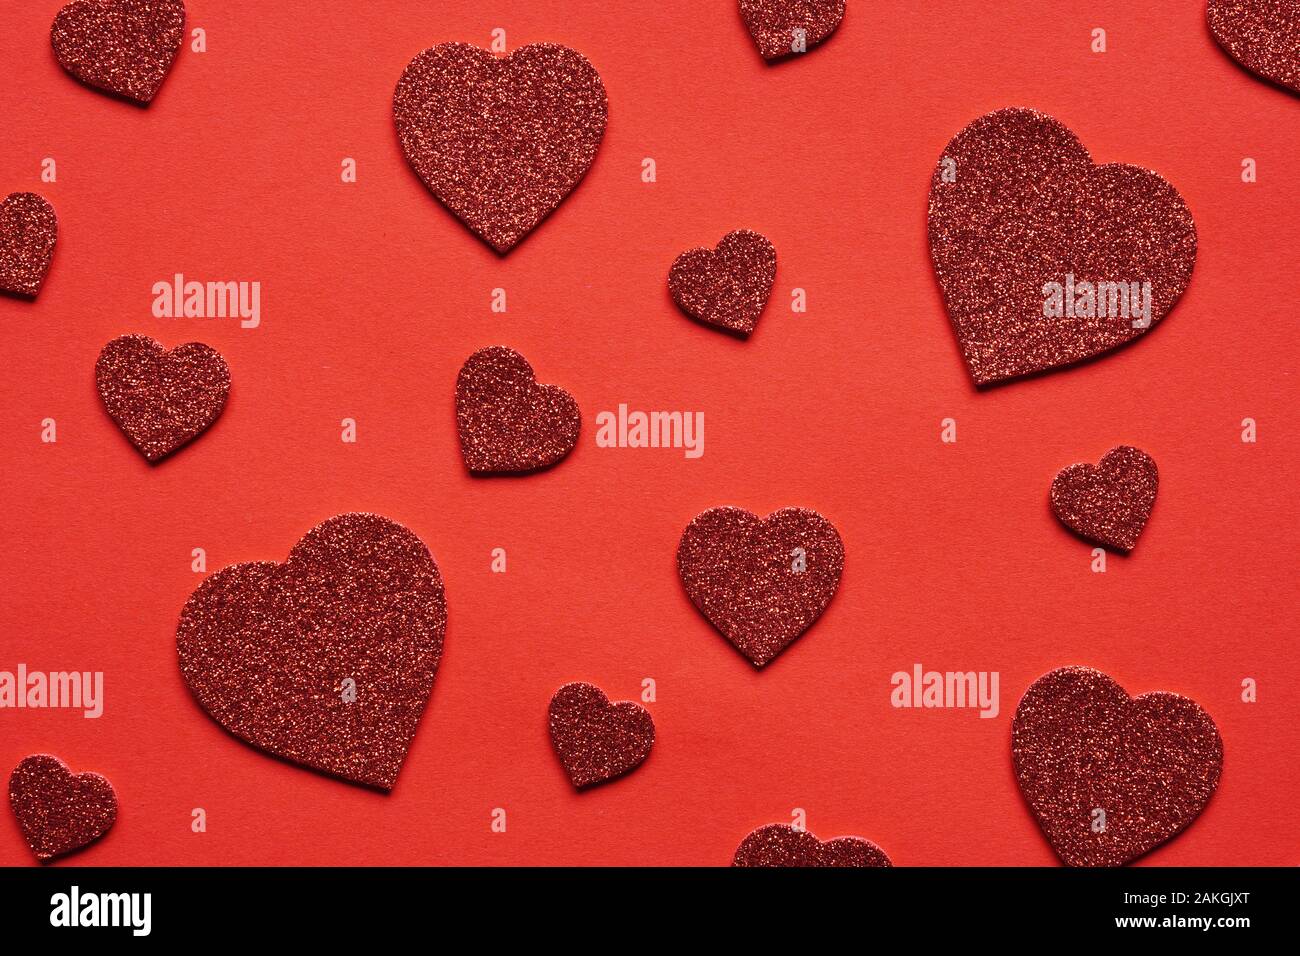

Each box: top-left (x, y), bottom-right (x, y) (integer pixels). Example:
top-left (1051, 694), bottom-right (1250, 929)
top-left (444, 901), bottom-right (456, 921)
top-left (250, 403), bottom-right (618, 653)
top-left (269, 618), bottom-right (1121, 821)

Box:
top-left (1012, 666), bottom-right (1222, 867)
top-left (95, 333), bottom-right (230, 462)
top-left (732, 823), bottom-right (891, 867)
top-left (739, 0), bottom-right (846, 61)
top-left (1050, 445), bottom-right (1158, 553)
top-left (677, 506), bottom-right (843, 667)
top-left (1208, 0), bottom-right (1300, 93)
top-left (0, 193), bottom-right (58, 299)
top-left (393, 42), bottom-right (607, 253)
top-left (176, 513), bottom-right (447, 791)
top-left (548, 682), bottom-right (655, 789)
top-left (51, 0), bottom-right (186, 104)
top-left (928, 107), bottom-right (1197, 385)
top-left (669, 229), bottom-right (777, 337)
top-left (9, 754), bottom-right (117, 862)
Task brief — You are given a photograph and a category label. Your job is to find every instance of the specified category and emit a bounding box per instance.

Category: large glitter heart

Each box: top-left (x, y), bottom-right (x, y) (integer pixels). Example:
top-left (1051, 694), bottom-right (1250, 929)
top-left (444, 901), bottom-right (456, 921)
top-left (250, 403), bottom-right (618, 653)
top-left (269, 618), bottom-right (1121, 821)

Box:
top-left (1208, 0), bottom-right (1300, 93)
top-left (393, 42), bottom-right (607, 253)
top-left (739, 1), bottom-right (846, 61)
top-left (1012, 667), bottom-right (1222, 867)
top-left (668, 230), bottom-right (777, 337)
top-left (1050, 445), bottom-right (1158, 553)
top-left (51, 0), bottom-right (186, 104)
top-left (677, 507), bottom-right (843, 667)
top-left (732, 824), bottom-right (891, 867)
top-left (9, 754), bottom-right (117, 861)
top-left (0, 193), bottom-right (58, 299)
top-left (95, 333), bottom-right (230, 462)
top-left (928, 108), bottom-right (1197, 386)
top-left (548, 682), bottom-right (654, 789)
top-left (176, 513), bottom-right (447, 791)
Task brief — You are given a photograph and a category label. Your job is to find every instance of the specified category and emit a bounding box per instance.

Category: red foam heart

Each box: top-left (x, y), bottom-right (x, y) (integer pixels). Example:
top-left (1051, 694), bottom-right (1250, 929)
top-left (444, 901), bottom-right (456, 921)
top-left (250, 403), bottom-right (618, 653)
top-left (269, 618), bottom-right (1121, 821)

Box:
top-left (9, 754), bottom-right (117, 862)
top-left (176, 513), bottom-right (447, 791)
top-left (1012, 666), bottom-right (1222, 867)
top-left (0, 193), bottom-right (58, 299)
top-left (393, 42), bottom-right (607, 253)
top-left (548, 682), bottom-right (654, 789)
top-left (455, 346), bottom-right (581, 474)
top-left (732, 824), bottom-right (891, 867)
top-left (677, 506), bottom-right (843, 666)
top-left (1208, 0), bottom-right (1300, 93)
top-left (1050, 445), bottom-right (1158, 553)
top-left (739, 1), bottom-right (846, 61)
top-left (95, 333), bottom-right (230, 462)
top-left (928, 108), bottom-right (1197, 385)
top-left (51, 0), bottom-right (186, 104)
top-left (669, 230), bottom-right (777, 337)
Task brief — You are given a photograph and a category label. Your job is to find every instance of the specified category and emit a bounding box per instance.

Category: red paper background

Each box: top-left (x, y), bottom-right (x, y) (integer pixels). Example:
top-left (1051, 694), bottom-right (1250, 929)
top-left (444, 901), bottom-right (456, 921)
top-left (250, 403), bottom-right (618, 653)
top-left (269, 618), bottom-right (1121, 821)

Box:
top-left (1, 0), bottom-right (1297, 867)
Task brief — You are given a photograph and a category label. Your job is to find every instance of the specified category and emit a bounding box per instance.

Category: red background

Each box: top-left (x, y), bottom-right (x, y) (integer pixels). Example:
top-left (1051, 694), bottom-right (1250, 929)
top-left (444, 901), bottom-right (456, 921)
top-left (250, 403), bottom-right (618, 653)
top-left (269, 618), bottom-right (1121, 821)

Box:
top-left (1, 0), bottom-right (1297, 866)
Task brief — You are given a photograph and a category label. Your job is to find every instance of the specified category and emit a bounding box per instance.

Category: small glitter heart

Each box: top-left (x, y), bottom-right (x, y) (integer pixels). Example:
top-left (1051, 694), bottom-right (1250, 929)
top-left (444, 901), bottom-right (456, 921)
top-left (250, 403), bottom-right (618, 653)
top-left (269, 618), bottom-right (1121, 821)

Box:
top-left (1208, 0), bottom-right (1300, 93)
top-left (176, 513), bottom-right (447, 791)
top-left (548, 682), bottom-right (654, 789)
top-left (732, 824), bottom-right (891, 867)
top-left (0, 193), bottom-right (58, 299)
top-left (677, 506), bottom-right (843, 667)
top-left (95, 333), bottom-right (230, 462)
top-left (9, 754), bottom-right (117, 862)
top-left (394, 42), bottom-right (607, 253)
top-left (669, 230), bottom-right (777, 337)
top-left (1050, 445), bottom-right (1158, 553)
top-left (739, 1), bottom-right (846, 61)
top-left (51, 0), bottom-right (186, 105)
top-left (1012, 666), bottom-right (1222, 867)
top-left (455, 346), bottom-right (581, 475)
top-left (928, 107), bottom-right (1197, 385)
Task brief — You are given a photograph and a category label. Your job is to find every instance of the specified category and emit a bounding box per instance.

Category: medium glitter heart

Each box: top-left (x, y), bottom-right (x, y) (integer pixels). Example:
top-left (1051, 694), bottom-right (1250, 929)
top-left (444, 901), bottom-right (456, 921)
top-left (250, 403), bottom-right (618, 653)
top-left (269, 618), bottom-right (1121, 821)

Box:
top-left (1012, 666), bottom-right (1222, 867)
top-left (51, 0), bottom-right (186, 104)
top-left (455, 346), bottom-right (581, 475)
top-left (739, 1), bottom-right (846, 61)
top-left (732, 824), bottom-right (891, 867)
top-left (0, 193), bottom-right (58, 299)
top-left (95, 333), bottom-right (230, 462)
top-left (393, 42), bottom-right (607, 253)
top-left (548, 682), bottom-right (654, 789)
top-left (1050, 445), bottom-right (1158, 553)
top-left (677, 506), bottom-right (843, 667)
top-left (9, 754), bottom-right (117, 862)
top-left (176, 513), bottom-right (447, 791)
top-left (928, 108), bottom-right (1197, 385)
top-left (1208, 0), bottom-right (1300, 93)
top-left (668, 230), bottom-right (777, 337)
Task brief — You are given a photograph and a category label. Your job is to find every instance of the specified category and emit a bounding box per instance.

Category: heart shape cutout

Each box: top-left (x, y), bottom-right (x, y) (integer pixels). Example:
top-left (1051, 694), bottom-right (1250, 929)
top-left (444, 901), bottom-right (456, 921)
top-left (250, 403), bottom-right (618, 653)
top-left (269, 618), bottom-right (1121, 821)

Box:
top-left (548, 682), bottom-right (654, 789)
top-left (0, 193), bottom-right (58, 299)
top-left (732, 824), bottom-right (891, 867)
top-left (176, 513), bottom-right (447, 791)
top-left (1050, 445), bottom-right (1158, 553)
top-left (51, 0), bottom-right (186, 104)
top-left (9, 754), bottom-right (117, 861)
top-left (1208, 0), bottom-right (1300, 93)
top-left (456, 346), bottom-right (581, 474)
top-left (928, 108), bottom-right (1197, 385)
top-left (393, 42), bottom-right (607, 253)
top-left (95, 333), bottom-right (230, 462)
top-left (739, 1), bottom-right (846, 61)
top-left (1012, 666), bottom-right (1222, 867)
top-left (677, 506), bottom-right (843, 667)
top-left (669, 230), bottom-right (777, 337)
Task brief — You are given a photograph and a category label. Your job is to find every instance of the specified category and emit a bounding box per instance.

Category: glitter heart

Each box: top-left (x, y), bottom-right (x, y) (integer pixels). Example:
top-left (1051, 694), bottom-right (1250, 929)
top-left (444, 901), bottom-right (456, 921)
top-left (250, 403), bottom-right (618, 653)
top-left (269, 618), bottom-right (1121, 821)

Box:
top-left (548, 682), bottom-right (654, 789)
top-left (732, 824), bottom-right (891, 867)
top-left (455, 345), bottom-right (581, 475)
top-left (668, 230), bottom-right (777, 337)
top-left (739, 0), bottom-right (846, 61)
top-left (51, 0), bottom-right (186, 104)
top-left (928, 108), bottom-right (1197, 386)
top-left (9, 754), bottom-right (117, 862)
top-left (1050, 445), bottom-right (1158, 553)
top-left (95, 333), bottom-right (230, 462)
top-left (393, 42), bottom-right (607, 253)
top-left (1208, 0), bottom-right (1300, 93)
top-left (176, 513), bottom-right (446, 791)
top-left (0, 193), bottom-right (58, 299)
top-left (1012, 666), bottom-right (1222, 867)
top-left (677, 506), bottom-right (843, 667)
